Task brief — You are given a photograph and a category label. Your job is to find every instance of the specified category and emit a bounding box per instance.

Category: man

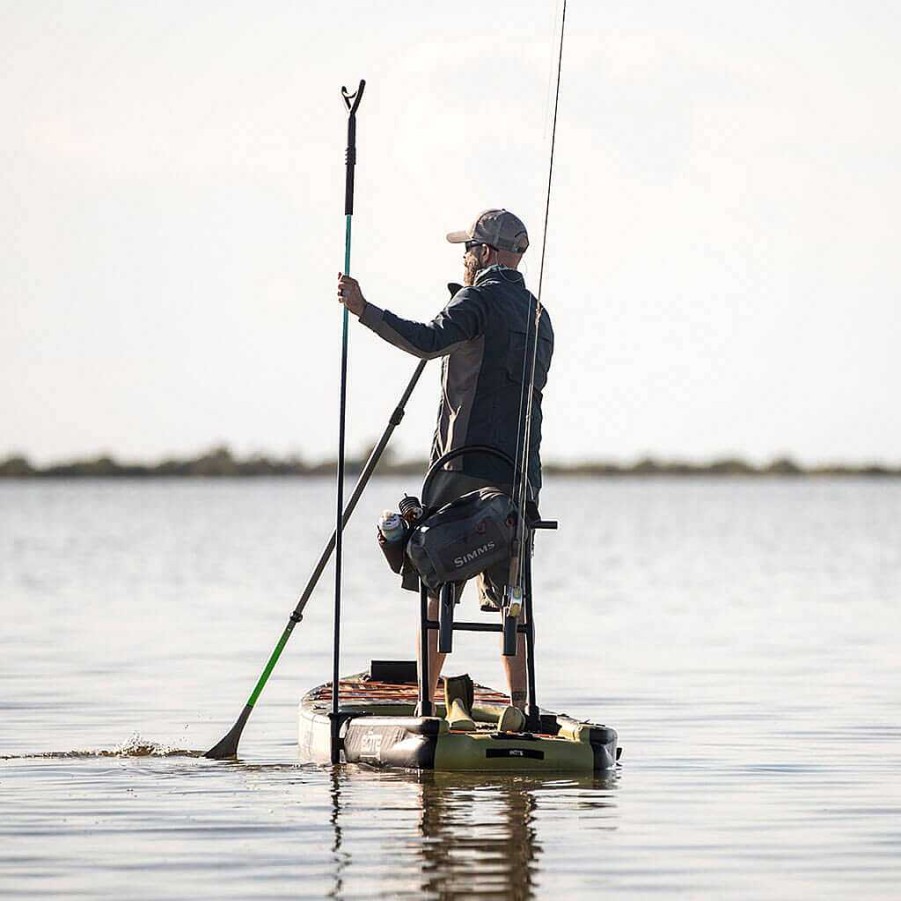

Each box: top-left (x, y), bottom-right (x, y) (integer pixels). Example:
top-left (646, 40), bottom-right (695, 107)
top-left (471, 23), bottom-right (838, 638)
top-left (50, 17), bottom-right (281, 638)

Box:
top-left (336, 208), bottom-right (554, 719)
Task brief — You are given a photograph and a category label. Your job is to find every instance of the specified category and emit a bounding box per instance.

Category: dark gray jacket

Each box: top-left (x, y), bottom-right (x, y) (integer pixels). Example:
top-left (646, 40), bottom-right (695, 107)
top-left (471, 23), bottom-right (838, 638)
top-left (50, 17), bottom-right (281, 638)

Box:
top-left (359, 265), bottom-right (553, 497)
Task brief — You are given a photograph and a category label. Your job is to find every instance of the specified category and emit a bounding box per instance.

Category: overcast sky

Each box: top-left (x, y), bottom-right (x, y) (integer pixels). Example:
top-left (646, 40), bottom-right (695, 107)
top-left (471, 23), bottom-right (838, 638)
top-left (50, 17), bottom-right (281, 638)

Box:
top-left (3, 0), bottom-right (899, 466)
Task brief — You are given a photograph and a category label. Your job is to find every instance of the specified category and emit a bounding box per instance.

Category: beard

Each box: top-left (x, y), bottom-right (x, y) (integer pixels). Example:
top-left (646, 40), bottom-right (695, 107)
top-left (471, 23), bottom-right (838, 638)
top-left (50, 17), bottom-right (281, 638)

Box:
top-left (463, 254), bottom-right (485, 286)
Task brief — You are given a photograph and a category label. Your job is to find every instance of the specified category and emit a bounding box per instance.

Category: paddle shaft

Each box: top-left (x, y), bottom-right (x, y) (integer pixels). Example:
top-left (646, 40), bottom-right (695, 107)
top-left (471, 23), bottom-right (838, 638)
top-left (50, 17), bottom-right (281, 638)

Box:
top-left (203, 356), bottom-right (425, 759)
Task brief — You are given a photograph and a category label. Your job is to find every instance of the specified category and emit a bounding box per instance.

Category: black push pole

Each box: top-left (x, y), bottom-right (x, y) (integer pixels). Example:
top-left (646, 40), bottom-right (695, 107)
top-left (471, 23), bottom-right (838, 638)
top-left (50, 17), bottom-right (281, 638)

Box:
top-left (330, 79), bottom-right (366, 765)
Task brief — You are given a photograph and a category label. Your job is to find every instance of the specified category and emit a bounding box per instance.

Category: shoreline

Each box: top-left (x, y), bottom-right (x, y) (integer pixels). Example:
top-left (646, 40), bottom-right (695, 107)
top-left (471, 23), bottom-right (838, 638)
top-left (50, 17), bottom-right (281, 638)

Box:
top-left (2, 448), bottom-right (899, 479)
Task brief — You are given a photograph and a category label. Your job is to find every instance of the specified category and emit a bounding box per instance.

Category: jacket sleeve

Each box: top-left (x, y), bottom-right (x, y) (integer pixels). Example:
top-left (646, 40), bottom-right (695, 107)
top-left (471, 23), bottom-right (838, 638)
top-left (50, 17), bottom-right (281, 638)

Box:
top-left (358, 288), bottom-right (488, 360)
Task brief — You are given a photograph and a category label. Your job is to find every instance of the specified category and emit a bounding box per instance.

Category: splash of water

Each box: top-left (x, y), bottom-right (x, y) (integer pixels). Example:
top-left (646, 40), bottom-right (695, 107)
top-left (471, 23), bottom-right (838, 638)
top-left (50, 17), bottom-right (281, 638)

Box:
top-left (1, 731), bottom-right (203, 760)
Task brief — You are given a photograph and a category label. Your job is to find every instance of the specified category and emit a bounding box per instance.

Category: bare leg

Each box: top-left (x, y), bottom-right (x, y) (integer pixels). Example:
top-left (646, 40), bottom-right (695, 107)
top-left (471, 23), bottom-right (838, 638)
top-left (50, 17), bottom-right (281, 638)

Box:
top-left (417, 594), bottom-right (446, 703)
top-left (501, 615), bottom-right (528, 709)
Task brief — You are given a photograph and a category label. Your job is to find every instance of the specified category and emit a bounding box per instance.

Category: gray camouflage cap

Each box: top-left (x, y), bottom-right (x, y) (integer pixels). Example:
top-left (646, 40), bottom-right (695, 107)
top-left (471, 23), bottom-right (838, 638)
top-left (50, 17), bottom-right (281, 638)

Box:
top-left (446, 208), bottom-right (530, 254)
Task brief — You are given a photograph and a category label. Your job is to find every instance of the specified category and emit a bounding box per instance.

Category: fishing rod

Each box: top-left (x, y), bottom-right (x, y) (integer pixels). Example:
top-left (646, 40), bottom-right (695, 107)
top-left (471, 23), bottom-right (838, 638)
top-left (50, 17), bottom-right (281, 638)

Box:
top-left (503, 1), bottom-right (567, 725)
top-left (514, 0), bottom-right (566, 528)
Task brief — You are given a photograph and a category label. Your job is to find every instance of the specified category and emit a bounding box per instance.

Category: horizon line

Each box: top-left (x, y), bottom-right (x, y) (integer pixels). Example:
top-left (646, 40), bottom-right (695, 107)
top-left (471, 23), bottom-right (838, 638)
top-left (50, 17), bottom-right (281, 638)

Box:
top-left (2, 446), bottom-right (900, 478)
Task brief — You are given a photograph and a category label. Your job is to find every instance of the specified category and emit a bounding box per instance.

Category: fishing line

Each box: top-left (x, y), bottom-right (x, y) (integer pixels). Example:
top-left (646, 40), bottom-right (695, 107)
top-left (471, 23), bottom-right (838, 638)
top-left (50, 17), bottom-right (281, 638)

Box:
top-left (510, 0), bottom-right (567, 517)
top-left (536, 0), bottom-right (567, 312)
top-left (512, 0), bottom-right (567, 590)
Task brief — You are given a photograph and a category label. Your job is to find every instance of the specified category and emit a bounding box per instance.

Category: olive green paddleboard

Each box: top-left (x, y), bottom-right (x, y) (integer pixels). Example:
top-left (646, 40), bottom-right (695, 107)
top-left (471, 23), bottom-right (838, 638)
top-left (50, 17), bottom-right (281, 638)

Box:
top-left (298, 662), bottom-right (619, 773)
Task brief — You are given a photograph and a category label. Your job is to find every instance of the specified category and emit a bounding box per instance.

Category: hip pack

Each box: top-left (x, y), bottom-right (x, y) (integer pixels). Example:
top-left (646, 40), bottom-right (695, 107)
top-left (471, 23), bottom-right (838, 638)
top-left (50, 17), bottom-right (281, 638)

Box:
top-left (405, 487), bottom-right (517, 590)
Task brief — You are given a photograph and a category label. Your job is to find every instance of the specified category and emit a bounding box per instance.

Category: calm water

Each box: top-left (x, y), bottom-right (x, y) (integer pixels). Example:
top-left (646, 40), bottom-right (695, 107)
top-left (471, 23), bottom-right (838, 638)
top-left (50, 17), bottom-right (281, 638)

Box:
top-left (1, 477), bottom-right (900, 898)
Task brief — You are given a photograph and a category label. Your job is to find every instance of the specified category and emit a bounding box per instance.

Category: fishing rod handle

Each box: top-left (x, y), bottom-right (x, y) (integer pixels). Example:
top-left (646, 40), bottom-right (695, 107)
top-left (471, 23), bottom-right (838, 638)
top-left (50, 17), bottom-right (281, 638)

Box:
top-left (342, 79), bottom-right (365, 215)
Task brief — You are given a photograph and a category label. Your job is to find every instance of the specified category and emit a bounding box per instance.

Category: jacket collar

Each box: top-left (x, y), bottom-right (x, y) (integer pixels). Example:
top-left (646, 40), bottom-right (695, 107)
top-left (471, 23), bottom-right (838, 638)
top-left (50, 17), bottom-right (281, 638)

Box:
top-left (474, 264), bottom-right (524, 287)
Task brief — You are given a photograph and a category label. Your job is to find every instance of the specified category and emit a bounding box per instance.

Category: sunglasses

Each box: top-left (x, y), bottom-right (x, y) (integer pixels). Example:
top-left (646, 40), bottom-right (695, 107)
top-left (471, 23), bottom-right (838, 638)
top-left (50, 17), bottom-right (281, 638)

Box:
top-left (464, 241), bottom-right (494, 252)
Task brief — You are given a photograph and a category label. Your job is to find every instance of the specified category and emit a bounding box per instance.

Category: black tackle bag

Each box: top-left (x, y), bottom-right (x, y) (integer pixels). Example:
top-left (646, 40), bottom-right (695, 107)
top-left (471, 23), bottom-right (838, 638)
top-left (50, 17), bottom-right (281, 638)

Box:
top-left (405, 487), bottom-right (517, 590)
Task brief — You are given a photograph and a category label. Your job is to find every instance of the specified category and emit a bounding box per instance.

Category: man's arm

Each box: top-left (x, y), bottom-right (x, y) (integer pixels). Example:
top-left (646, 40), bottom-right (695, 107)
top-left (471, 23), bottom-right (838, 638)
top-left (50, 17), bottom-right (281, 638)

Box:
top-left (337, 273), bottom-right (487, 360)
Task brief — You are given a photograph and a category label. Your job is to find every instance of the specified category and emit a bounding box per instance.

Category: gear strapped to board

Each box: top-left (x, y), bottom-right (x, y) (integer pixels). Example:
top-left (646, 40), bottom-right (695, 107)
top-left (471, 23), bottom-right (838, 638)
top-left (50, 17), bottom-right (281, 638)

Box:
top-left (405, 488), bottom-right (517, 590)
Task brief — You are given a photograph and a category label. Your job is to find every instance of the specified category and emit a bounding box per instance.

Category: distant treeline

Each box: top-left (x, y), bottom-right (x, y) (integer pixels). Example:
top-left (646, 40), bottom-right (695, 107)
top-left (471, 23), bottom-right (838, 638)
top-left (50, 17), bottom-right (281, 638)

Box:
top-left (1, 446), bottom-right (899, 479)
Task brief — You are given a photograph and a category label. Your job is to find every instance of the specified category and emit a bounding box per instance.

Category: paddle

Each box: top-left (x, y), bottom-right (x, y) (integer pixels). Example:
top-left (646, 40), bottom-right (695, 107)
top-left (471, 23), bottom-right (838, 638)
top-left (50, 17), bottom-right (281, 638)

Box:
top-left (206, 80), bottom-right (375, 762)
top-left (204, 358), bottom-right (426, 760)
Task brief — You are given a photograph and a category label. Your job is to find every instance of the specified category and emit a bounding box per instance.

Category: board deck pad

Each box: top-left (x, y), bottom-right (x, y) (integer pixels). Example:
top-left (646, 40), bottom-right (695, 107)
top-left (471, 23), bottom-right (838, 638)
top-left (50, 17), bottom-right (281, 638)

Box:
top-left (305, 674), bottom-right (511, 713)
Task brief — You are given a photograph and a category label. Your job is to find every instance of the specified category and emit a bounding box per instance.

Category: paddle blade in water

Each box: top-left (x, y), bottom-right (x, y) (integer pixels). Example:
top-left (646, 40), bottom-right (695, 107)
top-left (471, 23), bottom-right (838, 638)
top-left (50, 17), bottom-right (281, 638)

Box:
top-left (204, 704), bottom-right (252, 759)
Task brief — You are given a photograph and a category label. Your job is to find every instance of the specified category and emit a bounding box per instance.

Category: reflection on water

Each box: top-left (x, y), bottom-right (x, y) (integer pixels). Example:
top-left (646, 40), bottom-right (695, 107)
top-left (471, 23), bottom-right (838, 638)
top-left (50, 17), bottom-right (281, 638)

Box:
top-left (327, 768), bottom-right (617, 899)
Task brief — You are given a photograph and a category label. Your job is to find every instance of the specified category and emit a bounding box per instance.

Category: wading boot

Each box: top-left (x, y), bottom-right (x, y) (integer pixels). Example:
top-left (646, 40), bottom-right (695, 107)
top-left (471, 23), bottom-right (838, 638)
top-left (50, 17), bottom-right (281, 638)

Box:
top-left (444, 674), bottom-right (476, 731)
top-left (496, 706), bottom-right (526, 733)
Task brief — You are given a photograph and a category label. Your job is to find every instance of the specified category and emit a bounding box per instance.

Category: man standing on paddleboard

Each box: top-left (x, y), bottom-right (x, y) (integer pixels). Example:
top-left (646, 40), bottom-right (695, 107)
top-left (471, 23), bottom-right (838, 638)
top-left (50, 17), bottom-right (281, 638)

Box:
top-left (336, 208), bottom-right (554, 720)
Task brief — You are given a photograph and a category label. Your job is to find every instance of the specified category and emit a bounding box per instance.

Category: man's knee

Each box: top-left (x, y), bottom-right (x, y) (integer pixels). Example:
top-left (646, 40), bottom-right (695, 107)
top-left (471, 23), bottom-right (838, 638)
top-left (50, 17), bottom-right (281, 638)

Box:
top-left (427, 582), bottom-right (466, 605)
